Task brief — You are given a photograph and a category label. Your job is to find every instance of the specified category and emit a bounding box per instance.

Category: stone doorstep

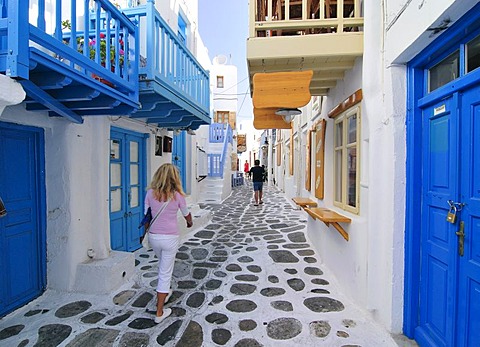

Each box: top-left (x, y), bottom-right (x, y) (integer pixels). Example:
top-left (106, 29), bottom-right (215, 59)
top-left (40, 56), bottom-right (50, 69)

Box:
top-left (74, 251), bottom-right (134, 294)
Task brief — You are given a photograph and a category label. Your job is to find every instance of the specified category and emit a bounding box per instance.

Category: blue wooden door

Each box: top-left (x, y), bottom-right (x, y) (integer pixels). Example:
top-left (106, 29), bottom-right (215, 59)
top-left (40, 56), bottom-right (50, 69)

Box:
top-left (416, 96), bottom-right (459, 347)
top-left (110, 129), bottom-right (145, 252)
top-left (172, 131), bottom-right (187, 190)
top-left (456, 86), bottom-right (480, 346)
top-left (0, 123), bottom-right (45, 317)
top-left (417, 87), bottom-right (480, 347)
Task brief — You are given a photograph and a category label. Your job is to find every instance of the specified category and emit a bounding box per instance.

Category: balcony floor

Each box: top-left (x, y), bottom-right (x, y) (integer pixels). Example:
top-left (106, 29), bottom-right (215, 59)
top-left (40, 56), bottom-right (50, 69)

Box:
top-left (247, 33), bottom-right (363, 96)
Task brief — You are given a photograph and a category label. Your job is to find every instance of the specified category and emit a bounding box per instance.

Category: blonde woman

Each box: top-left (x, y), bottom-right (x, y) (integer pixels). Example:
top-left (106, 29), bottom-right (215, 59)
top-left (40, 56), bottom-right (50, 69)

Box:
top-left (144, 163), bottom-right (193, 324)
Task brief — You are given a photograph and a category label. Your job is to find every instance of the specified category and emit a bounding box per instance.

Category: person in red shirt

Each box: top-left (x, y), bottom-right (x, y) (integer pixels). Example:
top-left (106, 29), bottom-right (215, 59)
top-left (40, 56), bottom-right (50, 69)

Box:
top-left (244, 161), bottom-right (250, 180)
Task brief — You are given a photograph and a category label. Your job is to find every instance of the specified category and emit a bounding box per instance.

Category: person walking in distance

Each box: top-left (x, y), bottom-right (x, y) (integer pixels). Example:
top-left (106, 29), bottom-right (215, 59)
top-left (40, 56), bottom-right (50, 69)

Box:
top-left (144, 163), bottom-right (193, 323)
top-left (249, 159), bottom-right (265, 206)
top-left (244, 161), bottom-right (250, 180)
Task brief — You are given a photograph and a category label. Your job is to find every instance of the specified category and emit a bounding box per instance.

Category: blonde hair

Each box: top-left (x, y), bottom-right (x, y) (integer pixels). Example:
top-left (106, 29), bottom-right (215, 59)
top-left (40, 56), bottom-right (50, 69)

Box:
top-left (148, 163), bottom-right (185, 201)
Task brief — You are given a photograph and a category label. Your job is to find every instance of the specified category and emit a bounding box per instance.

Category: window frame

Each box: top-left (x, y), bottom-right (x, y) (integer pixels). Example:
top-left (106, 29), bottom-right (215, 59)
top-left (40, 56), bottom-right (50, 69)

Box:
top-left (215, 110), bottom-right (229, 124)
top-left (217, 76), bottom-right (224, 88)
top-left (333, 106), bottom-right (360, 214)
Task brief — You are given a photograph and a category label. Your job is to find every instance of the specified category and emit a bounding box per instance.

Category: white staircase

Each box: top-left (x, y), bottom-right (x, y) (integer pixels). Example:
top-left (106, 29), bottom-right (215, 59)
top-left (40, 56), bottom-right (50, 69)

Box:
top-left (198, 177), bottom-right (226, 203)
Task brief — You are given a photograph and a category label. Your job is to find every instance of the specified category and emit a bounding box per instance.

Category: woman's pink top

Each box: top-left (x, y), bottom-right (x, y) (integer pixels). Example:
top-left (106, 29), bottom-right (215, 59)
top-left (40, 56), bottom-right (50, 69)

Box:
top-left (144, 190), bottom-right (189, 235)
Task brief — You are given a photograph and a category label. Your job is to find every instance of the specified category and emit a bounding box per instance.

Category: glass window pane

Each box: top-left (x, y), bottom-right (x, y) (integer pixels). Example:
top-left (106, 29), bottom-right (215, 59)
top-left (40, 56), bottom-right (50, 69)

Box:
top-left (429, 50), bottom-right (460, 92)
top-left (110, 139), bottom-right (120, 159)
top-left (130, 187), bottom-right (139, 208)
top-left (130, 164), bottom-right (139, 185)
top-left (111, 163), bottom-right (121, 186)
top-left (467, 34), bottom-right (480, 73)
top-left (111, 188), bottom-right (121, 212)
top-left (130, 141), bottom-right (139, 162)
top-left (347, 114), bottom-right (357, 144)
top-left (335, 122), bottom-right (343, 147)
top-left (335, 149), bottom-right (343, 202)
top-left (347, 147), bottom-right (357, 208)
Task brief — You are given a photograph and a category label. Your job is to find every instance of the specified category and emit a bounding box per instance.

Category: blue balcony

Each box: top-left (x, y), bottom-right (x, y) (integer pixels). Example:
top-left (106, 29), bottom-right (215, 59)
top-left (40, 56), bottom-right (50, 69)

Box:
top-left (122, 1), bottom-right (210, 130)
top-left (0, 0), bottom-right (140, 123)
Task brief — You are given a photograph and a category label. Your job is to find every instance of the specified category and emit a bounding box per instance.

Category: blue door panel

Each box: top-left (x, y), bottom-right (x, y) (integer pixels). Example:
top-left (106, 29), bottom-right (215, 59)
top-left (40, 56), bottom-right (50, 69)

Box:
top-left (109, 128), bottom-right (146, 252)
top-left (416, 98), bottom-right (458, 347)
top-left (464, 278), bottom-right (480, 346)
top-left (0, 123), bottom-right (45, 317)
top-left (173, 131), bottom-right (187, 191)
top-left (456, 88), bottom-right (480, 347)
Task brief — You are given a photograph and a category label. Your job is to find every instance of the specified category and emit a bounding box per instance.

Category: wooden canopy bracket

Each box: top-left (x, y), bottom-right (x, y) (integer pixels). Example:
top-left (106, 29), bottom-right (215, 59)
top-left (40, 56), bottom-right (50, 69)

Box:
top-left (304, 207), bottom-right (351, 241)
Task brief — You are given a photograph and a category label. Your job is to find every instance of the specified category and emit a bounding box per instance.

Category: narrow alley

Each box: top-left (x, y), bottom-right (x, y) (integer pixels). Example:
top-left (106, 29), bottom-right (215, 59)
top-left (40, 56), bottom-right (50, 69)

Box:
top-left (0, 184), bottom-right (399, 347)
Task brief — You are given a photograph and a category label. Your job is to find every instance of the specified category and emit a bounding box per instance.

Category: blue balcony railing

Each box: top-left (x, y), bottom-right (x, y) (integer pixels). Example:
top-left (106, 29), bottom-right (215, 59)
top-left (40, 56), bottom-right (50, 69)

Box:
top-left (122, 0), bottom-right (210, 130)
top-left (208, 123), bottom-right (233, 178)
top-left (0, 0), bottom-right (139, 123)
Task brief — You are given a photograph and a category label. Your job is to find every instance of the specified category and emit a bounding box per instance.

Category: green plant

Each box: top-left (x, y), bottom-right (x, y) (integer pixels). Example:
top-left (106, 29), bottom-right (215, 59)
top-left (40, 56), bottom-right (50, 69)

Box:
top-left (61, 19), bottom-right (125, 66)
top-left (87, 33), bottom-right (125, 66)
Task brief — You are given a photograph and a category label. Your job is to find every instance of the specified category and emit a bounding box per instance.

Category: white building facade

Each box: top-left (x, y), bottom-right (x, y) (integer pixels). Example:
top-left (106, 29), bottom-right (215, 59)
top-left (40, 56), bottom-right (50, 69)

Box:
top-left (248, 0), bottom-right (480, 345)
top-left (0, 0), bottom-right (212, 317)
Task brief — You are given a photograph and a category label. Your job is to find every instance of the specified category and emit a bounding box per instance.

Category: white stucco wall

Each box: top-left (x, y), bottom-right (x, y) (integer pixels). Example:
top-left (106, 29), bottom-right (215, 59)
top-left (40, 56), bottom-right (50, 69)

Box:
top-left (386, 0), bottom-right (478, 64)
top-left (211, 58), bottom-right (238, 113)
top-left (272, 0), bottom-right (478, 334)
top-left (0, 104), bottom-right (175, 291)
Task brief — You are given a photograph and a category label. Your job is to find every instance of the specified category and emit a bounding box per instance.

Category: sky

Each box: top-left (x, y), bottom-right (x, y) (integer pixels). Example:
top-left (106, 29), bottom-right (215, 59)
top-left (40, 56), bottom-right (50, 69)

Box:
top-left (198, 0), bottom-right (254, 123)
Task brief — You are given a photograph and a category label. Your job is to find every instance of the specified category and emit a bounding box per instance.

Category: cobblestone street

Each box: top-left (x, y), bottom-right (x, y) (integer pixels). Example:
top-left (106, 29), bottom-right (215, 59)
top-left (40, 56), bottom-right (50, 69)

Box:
top-left (0, 184), bottom-right (399, 347)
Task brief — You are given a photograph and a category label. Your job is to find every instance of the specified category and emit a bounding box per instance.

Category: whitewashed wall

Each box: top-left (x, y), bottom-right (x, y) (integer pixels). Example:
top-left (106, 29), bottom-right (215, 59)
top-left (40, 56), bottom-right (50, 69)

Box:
top-left (271, 0), bottom-right (479, 334)
top-left (211, 59), bottom-right (238, 114)
top-left (0, 104), bottom-right (173, 291)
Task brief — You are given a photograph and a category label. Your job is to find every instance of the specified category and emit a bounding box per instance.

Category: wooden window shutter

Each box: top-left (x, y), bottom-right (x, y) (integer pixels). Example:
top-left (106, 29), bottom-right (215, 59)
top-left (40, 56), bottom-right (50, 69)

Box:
top-left (228, 112), bottom-right (236, 130)
top-left (305, 129), bottom-right (312, 191)
top-left (314, 119), bottom-right (327, 199)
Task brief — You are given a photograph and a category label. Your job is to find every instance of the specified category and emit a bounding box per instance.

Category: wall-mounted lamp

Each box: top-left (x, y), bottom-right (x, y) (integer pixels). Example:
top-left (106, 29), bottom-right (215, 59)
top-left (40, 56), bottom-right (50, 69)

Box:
top-left (275, 108), bottom-right (301, 123)
top-left (187, 128), bottom-right (196, 135)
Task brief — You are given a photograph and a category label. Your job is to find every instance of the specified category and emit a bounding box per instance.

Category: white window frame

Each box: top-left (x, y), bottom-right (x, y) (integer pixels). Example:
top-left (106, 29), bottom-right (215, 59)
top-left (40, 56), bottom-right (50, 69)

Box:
top-left (217, 76), bottom-right (224, 88)
top-left (333, 106), bottom-right (360, 214)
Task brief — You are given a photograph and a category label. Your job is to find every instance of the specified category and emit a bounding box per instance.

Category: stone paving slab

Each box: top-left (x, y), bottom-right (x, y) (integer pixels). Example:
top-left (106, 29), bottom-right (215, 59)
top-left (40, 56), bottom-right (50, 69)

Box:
top-left (0, 185), bottom-right (400, 347)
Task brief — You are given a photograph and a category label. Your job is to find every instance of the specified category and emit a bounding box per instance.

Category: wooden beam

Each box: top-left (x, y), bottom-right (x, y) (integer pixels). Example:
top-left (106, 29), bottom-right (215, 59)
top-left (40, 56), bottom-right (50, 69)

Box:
top-left (249, 60), bottom-right (355, 73)
top-left (328, 89), bottom-right (362, 118)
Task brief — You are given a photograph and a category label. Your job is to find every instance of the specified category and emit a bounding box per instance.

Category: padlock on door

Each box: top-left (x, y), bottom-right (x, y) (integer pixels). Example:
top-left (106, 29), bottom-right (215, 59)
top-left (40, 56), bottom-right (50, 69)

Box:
top-left (446, 206), bottom-right (457, 224)
top-left (446, 200), bottom-right (457, 224)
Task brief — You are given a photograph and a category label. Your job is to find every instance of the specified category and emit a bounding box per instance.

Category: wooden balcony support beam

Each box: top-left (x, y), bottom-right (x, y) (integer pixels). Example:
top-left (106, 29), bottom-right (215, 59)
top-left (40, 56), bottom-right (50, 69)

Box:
top-left (249, 61), bottom-right (355, 73)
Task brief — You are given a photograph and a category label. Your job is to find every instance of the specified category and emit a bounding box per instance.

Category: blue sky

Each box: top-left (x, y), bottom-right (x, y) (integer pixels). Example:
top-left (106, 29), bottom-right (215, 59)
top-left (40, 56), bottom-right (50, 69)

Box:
top-left (198, 0), bottom-right (253, 121)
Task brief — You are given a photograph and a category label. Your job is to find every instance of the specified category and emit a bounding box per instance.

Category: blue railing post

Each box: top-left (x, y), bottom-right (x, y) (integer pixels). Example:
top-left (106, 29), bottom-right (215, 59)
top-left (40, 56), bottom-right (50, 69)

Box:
top-left (6, 0), bottom-right (30, 77)
top-left (146, 0), bottom-right (155, 80)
